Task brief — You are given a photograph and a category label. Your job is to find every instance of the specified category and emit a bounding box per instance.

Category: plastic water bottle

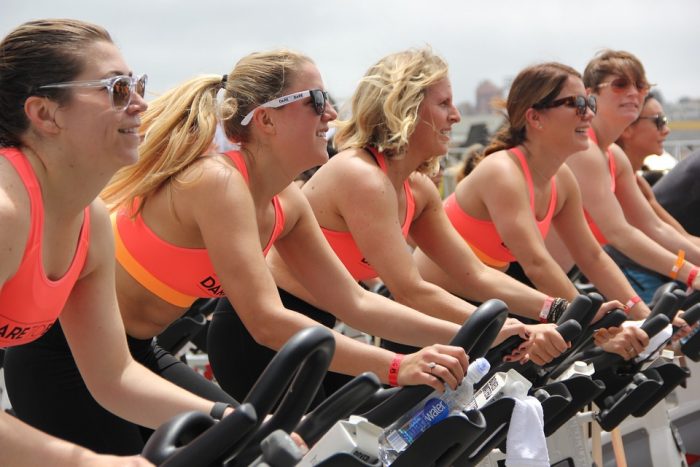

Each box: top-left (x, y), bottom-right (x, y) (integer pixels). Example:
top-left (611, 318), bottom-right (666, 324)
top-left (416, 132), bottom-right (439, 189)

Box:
top-left (377, 357), bottom-right (490, 465)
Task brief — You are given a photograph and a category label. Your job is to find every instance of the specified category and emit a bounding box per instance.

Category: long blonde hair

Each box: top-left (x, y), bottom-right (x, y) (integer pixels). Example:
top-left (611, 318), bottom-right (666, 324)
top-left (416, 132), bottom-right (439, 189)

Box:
top-left (101, 49), bottom-right (312, 215)
top-left (333, 47), bottom-right (448, 173)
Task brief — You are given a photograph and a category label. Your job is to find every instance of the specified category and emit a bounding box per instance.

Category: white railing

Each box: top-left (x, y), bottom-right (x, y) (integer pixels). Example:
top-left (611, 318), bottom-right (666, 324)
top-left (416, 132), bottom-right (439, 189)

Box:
top-left (664, 139), bottom-right (700, 160)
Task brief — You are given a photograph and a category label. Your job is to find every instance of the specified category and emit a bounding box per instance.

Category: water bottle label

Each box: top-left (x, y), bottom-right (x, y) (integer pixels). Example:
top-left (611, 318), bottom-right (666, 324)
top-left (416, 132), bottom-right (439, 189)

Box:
top-left (387, 397), bottom-right (449, 451)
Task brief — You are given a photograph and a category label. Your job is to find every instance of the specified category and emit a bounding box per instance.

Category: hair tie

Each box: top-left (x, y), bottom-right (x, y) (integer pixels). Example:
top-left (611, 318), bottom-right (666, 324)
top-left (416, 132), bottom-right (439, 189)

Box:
top-left (220, 74), bottom-right (228, 89)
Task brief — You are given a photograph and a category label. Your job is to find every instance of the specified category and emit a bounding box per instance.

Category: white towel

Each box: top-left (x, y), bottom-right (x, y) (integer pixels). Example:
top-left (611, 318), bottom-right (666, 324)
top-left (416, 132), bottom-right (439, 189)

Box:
top-left (505, 396), bottom-right (549, 467)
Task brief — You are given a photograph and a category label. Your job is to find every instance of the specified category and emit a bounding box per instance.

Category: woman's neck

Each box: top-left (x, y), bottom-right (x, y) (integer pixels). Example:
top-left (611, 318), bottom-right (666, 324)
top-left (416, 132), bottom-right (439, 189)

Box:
top-left (619, 144), bottom-right (646, 172)
top-left (21, 142), bottom-right (104, 217)
top-left (591, 117), bottom-right (625, 149)
top-left (239, 146), bottom-right (294, 206)
top-left (519, 140), bottom-right (563, 186)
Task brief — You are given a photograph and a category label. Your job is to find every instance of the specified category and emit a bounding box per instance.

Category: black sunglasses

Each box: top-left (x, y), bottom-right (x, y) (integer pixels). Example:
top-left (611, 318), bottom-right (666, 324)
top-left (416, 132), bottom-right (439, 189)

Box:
top-left (636, 114), bottom-right (668, 130)
top-left (241, 88), bottom-right (330, 125)
top-left (533, 95), bottom-right (597, 117)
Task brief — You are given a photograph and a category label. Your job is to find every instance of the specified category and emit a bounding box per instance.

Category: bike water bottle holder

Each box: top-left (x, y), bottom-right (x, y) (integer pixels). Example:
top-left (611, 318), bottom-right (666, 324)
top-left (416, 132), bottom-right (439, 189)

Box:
top-left (631, 362), bottom-right (689, 417)
top-left (540, 375), bottom-right (605, 437)
top-left (595, 371), bottom-right (663, 431)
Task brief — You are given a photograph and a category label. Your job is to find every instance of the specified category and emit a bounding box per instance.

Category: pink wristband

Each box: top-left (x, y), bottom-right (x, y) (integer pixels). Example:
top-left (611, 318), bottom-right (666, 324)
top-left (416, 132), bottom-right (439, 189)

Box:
top-left (539, 296), bottom-right (554, 323)
top-left (388, 354), bottom-right (404, 387)
top-left (686, 266), bottom-right (699, 292)
top-left (624, 295), bottom-right (641, 313)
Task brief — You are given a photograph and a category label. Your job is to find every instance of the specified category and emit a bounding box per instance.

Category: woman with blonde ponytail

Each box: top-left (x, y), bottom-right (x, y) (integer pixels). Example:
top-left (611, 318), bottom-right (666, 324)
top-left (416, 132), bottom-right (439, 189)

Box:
top-left (54, 47), bottom-right (473, 438)
top-left (414, 62), bottom-right (653, 359)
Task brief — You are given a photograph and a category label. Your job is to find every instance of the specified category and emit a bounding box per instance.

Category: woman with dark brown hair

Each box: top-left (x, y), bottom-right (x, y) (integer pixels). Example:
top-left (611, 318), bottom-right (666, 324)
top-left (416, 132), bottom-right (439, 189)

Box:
top-left (414, 62), bottom-right (651, 359)
top-left (0, 18), bottom-right (230, 466)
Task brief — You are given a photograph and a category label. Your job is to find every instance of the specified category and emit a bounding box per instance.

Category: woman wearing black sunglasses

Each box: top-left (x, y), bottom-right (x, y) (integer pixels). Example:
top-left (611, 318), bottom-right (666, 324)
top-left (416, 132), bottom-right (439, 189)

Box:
top-left (414, 62), bottom-right (653, 359)
top-left (0, 19), bottom-right (240, 467)
top-left (547, 50), bottom-right (700, 314)
top-left (605, 93), bottom-right (700, 303)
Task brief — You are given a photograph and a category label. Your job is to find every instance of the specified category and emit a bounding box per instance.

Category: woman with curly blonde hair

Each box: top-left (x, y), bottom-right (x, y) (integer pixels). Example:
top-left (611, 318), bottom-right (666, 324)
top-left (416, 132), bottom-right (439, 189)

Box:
top-left (265, 48), bottom-right (571, 369)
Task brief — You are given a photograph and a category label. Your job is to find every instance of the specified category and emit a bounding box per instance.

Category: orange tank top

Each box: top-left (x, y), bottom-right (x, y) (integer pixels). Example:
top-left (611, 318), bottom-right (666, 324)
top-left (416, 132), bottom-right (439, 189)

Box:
top-left (321, 146), bottom-right (415, 281)
top-left (0, 148), bottom-right (90, 347)
top-left (583, 128), bottom-right (616, 245)
top-left (444, 147), bottom-right (557, 268)
top-left (113, 150), bottom-right (285, 307)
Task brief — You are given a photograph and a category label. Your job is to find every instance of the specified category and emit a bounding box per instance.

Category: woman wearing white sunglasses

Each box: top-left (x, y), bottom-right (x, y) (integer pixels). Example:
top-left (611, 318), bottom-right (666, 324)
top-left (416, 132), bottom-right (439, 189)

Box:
top-left (0, 19), bottom-right (234, 467)
top-left (100, 49), bottom-right (470, 410)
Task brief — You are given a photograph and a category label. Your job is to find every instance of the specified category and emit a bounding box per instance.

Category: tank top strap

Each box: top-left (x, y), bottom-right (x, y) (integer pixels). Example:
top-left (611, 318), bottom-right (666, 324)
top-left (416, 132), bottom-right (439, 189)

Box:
top-left (587, 128), bottom-right (616, 192)
top-left (365, 146), bottom-right (415, 232)
top-left (224, 150), bottom-right (249, 184)
top-left (0, 148), bottom-right (43, 255)
top-left (365, 146), bottom-right (388, 173)
top-left (509, 147), bottom-right (536, 211)
top-left (264, 196), bottom-right (285, 255)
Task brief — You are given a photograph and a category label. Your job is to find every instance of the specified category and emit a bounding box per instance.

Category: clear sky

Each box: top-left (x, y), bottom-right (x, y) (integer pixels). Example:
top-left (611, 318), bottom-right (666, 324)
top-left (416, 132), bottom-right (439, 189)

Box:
top-left (3, 0), bottom-right (699, 106)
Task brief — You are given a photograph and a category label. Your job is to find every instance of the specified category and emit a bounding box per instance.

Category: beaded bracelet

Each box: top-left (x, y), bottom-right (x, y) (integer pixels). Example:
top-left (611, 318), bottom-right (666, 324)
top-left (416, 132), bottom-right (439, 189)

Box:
top-left (546, 298), bottom-right (569, 323)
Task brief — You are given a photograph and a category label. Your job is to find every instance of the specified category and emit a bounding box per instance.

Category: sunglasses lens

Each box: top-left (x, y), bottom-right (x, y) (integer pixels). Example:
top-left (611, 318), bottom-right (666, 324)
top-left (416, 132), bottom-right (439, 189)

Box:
top-left (112, 77), bottom-right (132, 109)
top-left (588, 95), bottom-right (597, 114)
top-left (611, 78), bottom-right (629, 91)
top-left (311, 90), bottom-right (326, 115)
top-left (657, 116), bottom-right (668, 130)
top-left (136, 75), bottom-right (147, 98)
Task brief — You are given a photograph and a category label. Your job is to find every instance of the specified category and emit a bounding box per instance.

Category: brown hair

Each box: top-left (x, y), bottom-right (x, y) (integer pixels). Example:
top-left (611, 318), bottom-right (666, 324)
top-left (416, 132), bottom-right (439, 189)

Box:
top-left (583, 49), bottom-right (648, 91)
top-left (101, 49), bottom-right (312, 215)
top-left (479, 62), bottom-right (580, 161)
top-left (0, 19), bottom-right (112, 147)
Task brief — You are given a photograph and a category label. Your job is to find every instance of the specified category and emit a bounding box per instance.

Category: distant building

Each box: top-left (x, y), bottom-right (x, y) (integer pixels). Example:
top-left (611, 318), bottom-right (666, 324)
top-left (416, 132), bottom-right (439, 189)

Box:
top-left (666, 98), bottom-right (700, 121)
top-left (475, 80), bottom-right (502, 114)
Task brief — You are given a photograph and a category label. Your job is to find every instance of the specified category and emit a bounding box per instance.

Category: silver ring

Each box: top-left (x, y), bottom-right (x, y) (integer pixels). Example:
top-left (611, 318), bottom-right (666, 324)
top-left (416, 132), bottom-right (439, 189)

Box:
top-left (428, 362), bottom-right (436, 374)
top-left (628, 348), bottom-right (635, 355)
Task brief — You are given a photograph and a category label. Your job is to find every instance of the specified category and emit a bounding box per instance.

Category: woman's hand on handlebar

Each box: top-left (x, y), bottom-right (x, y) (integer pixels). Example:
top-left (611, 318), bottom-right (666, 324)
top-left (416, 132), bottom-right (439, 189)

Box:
top-left (591, 300), bottom-right (625, 324)
top-left (598, 325), bottom-right (649, 360)
top-left (673, 310), bottom-right (695, 340)
top-left (508, 323), bottom-right (569, 366)
top-left (593, 326), bottom-right (622, 347)
top-left (398, 344), bottom-right (469, 392)
top-left (492, 318), bottom-right (530, 347)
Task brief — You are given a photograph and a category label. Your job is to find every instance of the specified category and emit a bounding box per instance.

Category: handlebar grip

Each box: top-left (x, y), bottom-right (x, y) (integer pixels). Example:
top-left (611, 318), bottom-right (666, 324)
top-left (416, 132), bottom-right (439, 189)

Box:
top-left (556, 320), bottom-right (582, 342)
top-left (641, 314), bottom-right (672, 338)
top-left (557, 295), bottom-right (593, 326)
top-left (591, 309), bottom-right (628, 332)
top-left (483, 335), bottom-right (523, 368)
top-left (650, 292), bottom-right (680, 322)
top-left (681, 303), bottom-right (700, 327)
